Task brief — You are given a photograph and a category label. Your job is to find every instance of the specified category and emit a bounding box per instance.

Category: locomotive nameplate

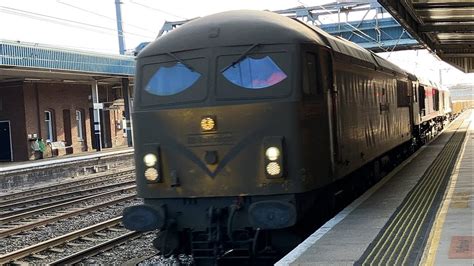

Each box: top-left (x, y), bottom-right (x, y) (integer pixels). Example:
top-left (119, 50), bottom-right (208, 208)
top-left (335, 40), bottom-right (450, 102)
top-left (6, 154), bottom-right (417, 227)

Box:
top-left (187, 133), bottom-right (234, 146)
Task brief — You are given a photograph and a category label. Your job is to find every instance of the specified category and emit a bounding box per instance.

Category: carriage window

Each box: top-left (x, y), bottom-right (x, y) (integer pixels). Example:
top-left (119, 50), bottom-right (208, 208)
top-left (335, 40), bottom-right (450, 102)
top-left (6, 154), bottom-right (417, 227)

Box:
top-left (145, 63), bottom-right (201, 96)
top-left (222, 56), bottom-right (287, 89)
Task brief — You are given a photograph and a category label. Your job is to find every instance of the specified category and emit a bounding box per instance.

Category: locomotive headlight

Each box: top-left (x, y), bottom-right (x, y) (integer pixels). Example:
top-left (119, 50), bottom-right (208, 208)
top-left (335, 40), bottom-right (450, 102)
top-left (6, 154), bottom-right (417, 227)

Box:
top-left (143, 153), bottom-right (157, 167)
top-left (265, 147), bottom-right (280, 161)
top-left (266, 162), bottom-right (281, 176)
top-left (144, 167), bottom-right (159, 181)
top-left (263, 136), bottom-right (284, 178)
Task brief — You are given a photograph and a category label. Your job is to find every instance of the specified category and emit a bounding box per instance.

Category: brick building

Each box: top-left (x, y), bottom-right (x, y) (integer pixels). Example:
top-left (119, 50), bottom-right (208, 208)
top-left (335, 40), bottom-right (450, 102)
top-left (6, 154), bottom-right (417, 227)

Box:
top-left (0, 40), bottom-right (134, 161)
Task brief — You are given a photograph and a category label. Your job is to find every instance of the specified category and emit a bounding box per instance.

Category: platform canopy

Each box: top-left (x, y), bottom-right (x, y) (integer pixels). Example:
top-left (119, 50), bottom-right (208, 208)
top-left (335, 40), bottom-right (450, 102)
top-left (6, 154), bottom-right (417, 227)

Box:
top-left (0, 40), bottom-right (135, 84)
top-left (378, 0), bottom-right (474, 73)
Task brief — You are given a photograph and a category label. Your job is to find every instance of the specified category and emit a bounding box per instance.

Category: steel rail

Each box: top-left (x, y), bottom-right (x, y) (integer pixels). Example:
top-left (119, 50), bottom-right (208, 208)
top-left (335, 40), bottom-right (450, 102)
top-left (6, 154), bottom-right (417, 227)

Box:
top-left (0, 167), bottom-right (134, 202)
top-left (0, 179), bottom-right (135, 210)
top-left (0, 191), bottom-right (135, 238)
top-left (48, 231), bottom-right (142, 265)
top-left (0, 217), bottom-right (123, 264)
top-left (0, 185), bottom-right (136, 224)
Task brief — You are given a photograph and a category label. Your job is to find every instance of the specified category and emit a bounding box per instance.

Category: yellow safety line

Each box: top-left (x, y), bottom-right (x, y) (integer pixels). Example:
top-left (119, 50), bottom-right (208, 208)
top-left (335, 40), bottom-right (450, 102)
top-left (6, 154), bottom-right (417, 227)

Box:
top-left (365, 145), bottom-right (448, 264)
top-left (366, 153), bottom-right (445, 264)
top-left (383, 152), bottom-right (449, 264)
top-left (421, 114), bottom-right (472, 266)
top-left (365, 125), bottom-right (459, 265)
top-left (388, 142), bottom-right (455, 264)
top-left (398, 138), bottom-right (464, 265)
top-left (402, 133), bottom-right (464, 264)
top-left (394, 132), bottom-right (463, 264)
top-left (362, 117), bottom-right (467, 265)
top-left (366, 167), bottom-right (441, 263)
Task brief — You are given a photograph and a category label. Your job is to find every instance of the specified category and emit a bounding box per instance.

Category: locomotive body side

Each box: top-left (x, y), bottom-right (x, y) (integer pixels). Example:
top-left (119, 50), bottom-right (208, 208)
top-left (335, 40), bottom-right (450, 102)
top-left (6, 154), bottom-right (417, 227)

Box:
top-left (330, 57), bottom-right (412, 179)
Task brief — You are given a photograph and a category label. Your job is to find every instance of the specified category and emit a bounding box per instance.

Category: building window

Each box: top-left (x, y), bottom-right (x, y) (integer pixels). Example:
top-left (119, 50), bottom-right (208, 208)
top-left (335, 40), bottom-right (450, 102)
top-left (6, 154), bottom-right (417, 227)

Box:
top-left (44, 110), bottom-right (54, 141)
top-left (76, 110), bottom-right (84, 141)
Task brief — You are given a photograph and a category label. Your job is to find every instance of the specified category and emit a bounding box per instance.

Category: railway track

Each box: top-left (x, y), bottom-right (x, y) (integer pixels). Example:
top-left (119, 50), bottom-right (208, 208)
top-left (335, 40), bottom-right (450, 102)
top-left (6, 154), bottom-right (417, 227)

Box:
top-left (0, 170), bottom-right (134, 212)
top-left (0, 180), bottom-right (135, 217)
top-left (0, 167), bottom-right (134, 202)
top-left (0, 188), bottom-right (136, 238)
top-left (0, 216), bottom-right (141, 265)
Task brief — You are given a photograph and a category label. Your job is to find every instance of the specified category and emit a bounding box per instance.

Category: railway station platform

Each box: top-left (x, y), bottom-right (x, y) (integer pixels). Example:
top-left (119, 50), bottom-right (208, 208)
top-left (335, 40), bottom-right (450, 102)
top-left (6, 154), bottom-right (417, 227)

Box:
top-left (0, 147), bottom-right (134, 191)
top-left (0, 147), bottom-right (133, 173)
top-left (277, 110), bottom-right (473, 265)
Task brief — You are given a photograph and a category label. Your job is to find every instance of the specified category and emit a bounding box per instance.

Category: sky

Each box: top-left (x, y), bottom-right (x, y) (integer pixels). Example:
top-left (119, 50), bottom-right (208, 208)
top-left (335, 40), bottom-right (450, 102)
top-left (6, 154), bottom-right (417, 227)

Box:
top-left (0, 0), bottom-right (472, 87)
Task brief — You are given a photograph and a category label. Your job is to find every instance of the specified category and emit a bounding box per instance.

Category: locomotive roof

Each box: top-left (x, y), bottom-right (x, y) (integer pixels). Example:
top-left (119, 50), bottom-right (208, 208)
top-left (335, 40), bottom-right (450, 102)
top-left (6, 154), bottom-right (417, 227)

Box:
top-left (139, 10), bottom-right (326, 57)
top-left (139, 10), bottom-right (407, 76)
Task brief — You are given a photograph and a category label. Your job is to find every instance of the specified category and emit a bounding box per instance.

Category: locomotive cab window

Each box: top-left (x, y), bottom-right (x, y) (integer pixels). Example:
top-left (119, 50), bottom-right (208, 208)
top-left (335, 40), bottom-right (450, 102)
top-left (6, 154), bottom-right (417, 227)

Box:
top-left (139, 56), bottom-right (208, 106)
top-left (302, 50), bottom-right (332, 97)
top-left (216, 49), bottom-right (291, 100)
top-left (303, 53), bottom-right (318, 95)
top-left (222, 56), bottom-right (287, 89)
top-left (145, 62), bottom-right (200, 96)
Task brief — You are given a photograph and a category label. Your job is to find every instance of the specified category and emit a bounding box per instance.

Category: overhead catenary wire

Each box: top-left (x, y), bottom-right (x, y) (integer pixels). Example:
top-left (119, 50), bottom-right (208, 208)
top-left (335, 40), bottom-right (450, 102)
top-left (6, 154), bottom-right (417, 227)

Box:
top-left (315, 5), bottom-right (389, 52)
top-left (0, 8), bottom-right (116, 37)
top-left (128, 0), bottom-right (187, 20)
top-left (0, 5), bottom-right (155, 39)
top-left (297, 0), bottom-right (389, 52)
top-left (386, 29), bottom-right (407, 58)
top-left (56, 0), bottom-right (157, 35)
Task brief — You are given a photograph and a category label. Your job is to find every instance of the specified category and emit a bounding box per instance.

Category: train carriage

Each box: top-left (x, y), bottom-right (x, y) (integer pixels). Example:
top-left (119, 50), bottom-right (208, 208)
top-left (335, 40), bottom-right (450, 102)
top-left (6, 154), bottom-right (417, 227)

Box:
top-left (122, 10), bottom-right (451, 263)
top-left (411, 77), bottom-right (452, 143)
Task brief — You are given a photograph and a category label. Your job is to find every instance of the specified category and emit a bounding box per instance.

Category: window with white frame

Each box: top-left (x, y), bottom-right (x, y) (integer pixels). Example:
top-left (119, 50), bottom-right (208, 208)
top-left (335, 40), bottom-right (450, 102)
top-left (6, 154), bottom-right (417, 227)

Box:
top-left (44, 110), bottom-right (54, 141)
top-left (76, 110), bottom-right (84, 141)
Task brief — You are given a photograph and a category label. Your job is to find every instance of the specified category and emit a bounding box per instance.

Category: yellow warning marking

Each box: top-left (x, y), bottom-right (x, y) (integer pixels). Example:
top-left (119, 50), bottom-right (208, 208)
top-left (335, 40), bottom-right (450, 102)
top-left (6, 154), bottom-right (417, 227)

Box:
top-left (362, 112), bottom-right (471, 265)
top-left (364, 121), bottom-right (464, 265)
top-left (421, 112), bottom-right (472, 266)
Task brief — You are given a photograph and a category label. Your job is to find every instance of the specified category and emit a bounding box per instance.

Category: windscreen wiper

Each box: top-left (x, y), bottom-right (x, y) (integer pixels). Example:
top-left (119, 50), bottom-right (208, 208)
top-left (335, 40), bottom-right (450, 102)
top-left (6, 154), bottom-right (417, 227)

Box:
top-left (167, 52), bottom-right (195, 72)
top-left (221, 43), bottom-right (260, 73)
